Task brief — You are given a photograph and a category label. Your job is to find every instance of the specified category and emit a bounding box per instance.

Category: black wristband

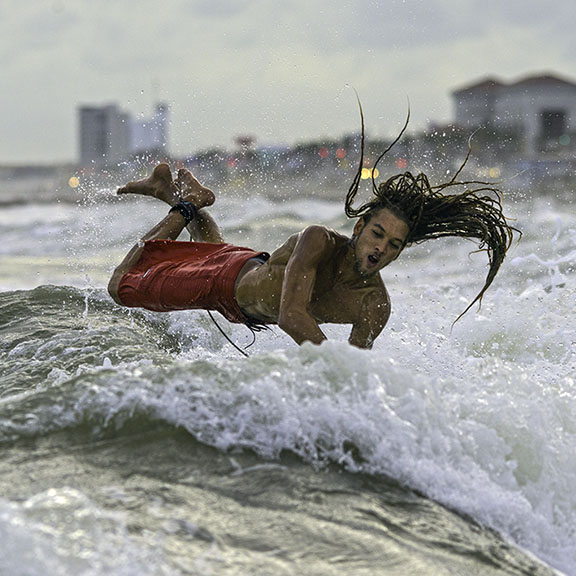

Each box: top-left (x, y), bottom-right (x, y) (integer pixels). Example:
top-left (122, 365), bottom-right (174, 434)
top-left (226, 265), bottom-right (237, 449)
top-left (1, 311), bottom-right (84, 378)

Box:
top-left (169, 198), bottom-right (197, 225)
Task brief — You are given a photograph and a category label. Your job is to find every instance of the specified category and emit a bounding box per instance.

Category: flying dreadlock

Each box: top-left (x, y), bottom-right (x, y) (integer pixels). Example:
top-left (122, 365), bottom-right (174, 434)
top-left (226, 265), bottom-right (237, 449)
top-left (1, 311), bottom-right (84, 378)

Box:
top-left (345, 102), bottom-right (519, 321)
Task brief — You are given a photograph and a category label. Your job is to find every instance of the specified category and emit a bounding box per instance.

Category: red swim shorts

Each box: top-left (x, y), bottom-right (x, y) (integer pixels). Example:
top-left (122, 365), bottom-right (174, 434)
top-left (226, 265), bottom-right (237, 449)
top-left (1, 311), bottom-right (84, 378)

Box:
top-left (117, 239), bottom-right (269, 323)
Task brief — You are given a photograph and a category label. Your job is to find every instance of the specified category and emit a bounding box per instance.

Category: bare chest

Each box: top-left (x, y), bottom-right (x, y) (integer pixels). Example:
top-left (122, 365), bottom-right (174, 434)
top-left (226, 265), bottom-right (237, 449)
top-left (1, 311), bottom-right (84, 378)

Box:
top-left (309, 283), bottom-right (376, 324)
top-left (236, 260), bottom-right (383, 325)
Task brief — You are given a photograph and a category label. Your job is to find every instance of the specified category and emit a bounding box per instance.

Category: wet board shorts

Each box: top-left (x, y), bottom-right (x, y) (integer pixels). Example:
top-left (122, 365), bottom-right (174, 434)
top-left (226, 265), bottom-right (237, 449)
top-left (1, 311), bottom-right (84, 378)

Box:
top-left (117, 240), bottom-right (270, 324)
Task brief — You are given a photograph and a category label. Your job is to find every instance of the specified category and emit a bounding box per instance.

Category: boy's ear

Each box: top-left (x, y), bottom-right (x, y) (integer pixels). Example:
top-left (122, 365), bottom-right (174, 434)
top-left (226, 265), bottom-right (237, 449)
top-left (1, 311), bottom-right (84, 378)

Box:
top-left (353, 217), bottom-right (365, 237)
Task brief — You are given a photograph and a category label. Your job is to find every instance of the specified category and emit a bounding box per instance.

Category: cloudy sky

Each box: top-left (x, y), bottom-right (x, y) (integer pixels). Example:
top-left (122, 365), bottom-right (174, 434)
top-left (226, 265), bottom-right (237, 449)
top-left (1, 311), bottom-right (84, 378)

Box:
top-left (2, 0), bottom-right (575, 164)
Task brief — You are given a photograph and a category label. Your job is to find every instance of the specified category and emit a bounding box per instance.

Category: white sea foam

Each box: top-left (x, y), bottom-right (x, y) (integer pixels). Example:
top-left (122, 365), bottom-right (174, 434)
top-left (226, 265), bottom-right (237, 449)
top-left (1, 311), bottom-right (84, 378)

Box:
top-left (15, 296), bottom-right (571, 573)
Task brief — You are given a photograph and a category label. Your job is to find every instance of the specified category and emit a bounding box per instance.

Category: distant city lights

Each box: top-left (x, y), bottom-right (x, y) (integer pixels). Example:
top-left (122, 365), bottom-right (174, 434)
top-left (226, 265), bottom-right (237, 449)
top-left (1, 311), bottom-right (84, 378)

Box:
top-left (361, 168), bottom-right (379, 179)
top-left (335, 148), bottom-right (347, 159)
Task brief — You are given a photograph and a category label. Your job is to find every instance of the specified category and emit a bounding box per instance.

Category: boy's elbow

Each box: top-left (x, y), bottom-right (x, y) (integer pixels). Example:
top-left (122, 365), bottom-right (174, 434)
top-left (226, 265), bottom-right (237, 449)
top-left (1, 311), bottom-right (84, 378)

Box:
top-left (277, 310), bottom-right (298, 335)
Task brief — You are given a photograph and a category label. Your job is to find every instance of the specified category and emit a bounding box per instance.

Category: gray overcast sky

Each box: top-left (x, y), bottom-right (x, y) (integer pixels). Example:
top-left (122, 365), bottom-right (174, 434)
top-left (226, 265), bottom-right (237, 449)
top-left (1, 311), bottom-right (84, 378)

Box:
top-left (2, 0), bottom-right (575, 164)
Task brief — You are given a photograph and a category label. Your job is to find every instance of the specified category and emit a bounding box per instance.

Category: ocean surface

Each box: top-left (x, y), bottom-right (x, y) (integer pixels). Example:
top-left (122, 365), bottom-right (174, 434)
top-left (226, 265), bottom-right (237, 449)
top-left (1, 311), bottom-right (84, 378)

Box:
top-left (0, 169), bottom-right (574, 575)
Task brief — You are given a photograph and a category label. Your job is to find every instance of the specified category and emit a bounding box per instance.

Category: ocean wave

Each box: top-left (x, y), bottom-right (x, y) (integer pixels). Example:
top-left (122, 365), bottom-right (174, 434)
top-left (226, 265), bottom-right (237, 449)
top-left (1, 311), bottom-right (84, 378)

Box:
top-left (1, 276), bottom-right (576, 573)
top-left (5, 168), bottom-right (576, 574)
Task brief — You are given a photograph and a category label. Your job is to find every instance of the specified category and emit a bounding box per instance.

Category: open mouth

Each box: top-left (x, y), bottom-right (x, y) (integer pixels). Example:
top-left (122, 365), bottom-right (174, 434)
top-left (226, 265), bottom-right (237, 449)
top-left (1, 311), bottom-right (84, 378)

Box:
top-left (368, 254), bottom-right (380, 266)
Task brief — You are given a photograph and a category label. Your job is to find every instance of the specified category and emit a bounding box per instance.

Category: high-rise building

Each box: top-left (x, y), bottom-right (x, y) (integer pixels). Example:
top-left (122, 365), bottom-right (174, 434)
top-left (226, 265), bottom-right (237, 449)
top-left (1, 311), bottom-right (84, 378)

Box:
top-left (78, 104), bottom-right (130, 167)
top-left (78, 102), bottom-right (170, 167)
top-left (131, 102), bottom-right (169, 156)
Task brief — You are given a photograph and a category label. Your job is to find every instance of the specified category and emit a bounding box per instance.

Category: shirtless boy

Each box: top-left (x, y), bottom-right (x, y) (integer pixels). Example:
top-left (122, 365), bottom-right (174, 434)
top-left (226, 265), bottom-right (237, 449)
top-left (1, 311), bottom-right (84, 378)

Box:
top-left (108, 163), bottom-right (515, 349)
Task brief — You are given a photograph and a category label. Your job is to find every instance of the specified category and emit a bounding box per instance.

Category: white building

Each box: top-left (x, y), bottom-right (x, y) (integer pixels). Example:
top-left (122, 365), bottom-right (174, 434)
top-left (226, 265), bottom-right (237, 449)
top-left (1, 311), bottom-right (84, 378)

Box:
top-left (131, 102), bottom-right (169, 156)
top-left (452, 73), bottom-right (576, 157)
top-left (78, 104), bottom-right (130, 167)
top-left (78, 102), bottom-right (169, 167)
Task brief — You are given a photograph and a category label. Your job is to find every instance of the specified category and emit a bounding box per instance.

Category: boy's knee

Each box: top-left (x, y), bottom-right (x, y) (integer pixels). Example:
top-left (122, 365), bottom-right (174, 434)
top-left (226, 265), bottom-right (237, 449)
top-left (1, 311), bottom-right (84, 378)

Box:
top-left (107, 270), bottom-right (125, 305)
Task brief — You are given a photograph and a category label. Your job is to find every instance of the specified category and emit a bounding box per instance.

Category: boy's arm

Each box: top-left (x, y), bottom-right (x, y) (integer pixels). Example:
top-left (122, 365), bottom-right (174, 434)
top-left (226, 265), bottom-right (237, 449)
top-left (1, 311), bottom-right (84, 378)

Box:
top-left (277, 226), bottom-right (335, 345)
top-left (348, 288), bottom-right (391, 349)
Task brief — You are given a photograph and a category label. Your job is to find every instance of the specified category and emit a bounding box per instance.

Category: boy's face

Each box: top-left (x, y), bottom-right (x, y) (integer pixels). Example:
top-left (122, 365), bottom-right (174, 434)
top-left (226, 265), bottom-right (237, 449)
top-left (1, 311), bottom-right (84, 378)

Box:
top-left (352, 208), bottom-right (409, 276)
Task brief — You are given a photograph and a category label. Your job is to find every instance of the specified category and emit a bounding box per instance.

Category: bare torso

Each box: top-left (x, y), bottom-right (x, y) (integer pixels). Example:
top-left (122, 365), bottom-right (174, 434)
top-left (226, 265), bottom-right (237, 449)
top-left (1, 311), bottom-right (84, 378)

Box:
top-left (235, 228), bottom-right (388, 328)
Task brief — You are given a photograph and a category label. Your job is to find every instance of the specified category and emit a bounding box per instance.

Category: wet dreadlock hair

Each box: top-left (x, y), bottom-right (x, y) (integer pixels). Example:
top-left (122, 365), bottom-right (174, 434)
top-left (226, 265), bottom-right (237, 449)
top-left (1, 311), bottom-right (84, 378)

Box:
top-left (345, 103), bottom-right (519, 321)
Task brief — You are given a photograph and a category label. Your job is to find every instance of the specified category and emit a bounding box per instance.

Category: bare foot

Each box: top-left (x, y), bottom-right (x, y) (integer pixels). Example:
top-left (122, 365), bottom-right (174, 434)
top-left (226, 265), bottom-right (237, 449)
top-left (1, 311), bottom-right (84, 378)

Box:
top-left (177, 168), bottom-right (215, 209)
top-left (117, 163), bottom-right (179, 205)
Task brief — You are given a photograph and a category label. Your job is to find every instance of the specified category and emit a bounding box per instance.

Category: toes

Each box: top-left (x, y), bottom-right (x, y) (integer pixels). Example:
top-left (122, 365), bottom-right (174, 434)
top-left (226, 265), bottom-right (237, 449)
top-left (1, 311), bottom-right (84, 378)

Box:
top-left (153, 163), bottom-right (174, 182)
top-left (177, 168), bottom-right (195, 185)
top-left (117, 184), bottom-right (139, 195)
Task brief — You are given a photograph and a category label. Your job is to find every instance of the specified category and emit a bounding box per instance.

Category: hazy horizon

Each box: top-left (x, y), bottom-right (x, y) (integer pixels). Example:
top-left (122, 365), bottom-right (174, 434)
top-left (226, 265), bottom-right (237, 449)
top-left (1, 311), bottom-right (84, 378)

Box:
top-left (3, 0), bottom-right (575, 164)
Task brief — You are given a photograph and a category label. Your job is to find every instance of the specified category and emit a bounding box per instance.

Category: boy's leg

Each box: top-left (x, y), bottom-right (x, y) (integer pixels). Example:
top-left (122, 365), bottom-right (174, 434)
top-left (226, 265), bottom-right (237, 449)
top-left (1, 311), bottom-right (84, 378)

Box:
top-left (186, 210), bottom-right (224, 243)
top-left (118, 164), bottom-right (223, 243)
top-left (177, 169), bottom-right (224, 243)
top-left (108, 164), bottom-right (218, 304)
top-left (117, 163), bottom-right (180, 204)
